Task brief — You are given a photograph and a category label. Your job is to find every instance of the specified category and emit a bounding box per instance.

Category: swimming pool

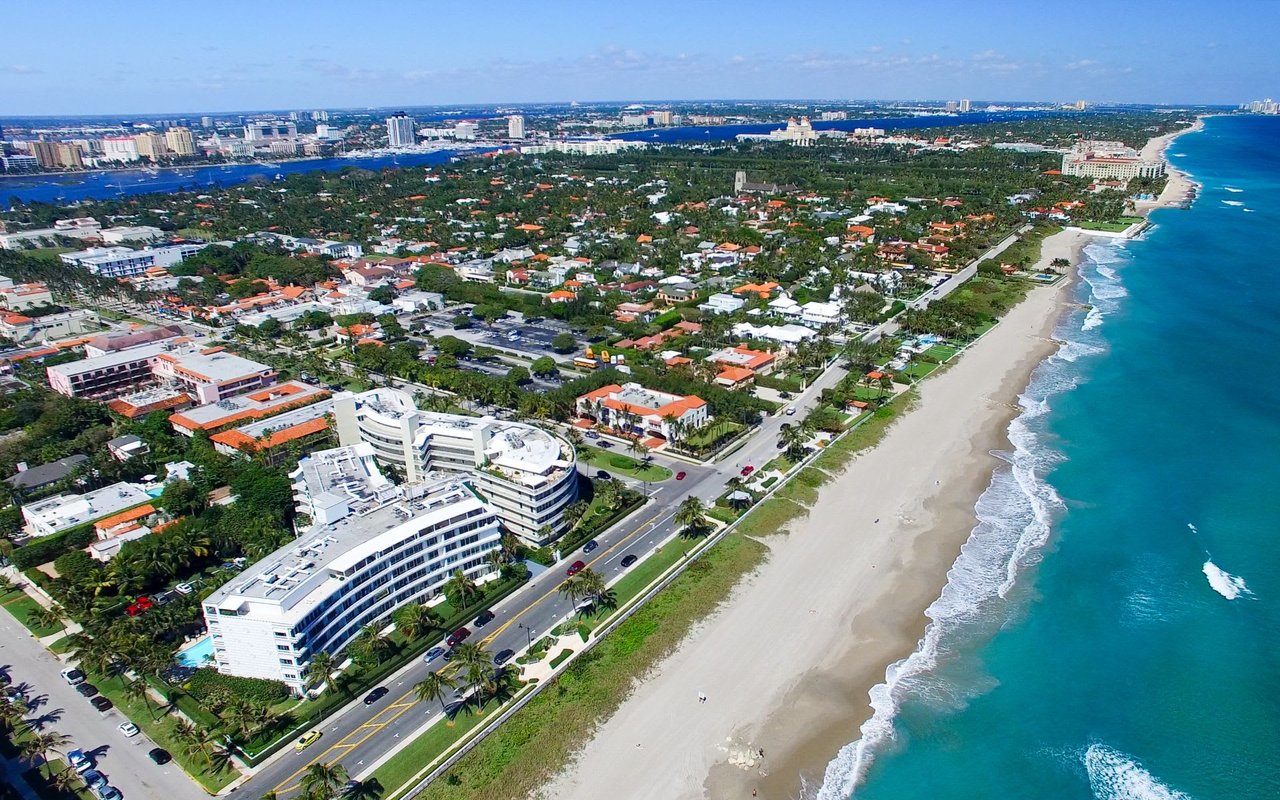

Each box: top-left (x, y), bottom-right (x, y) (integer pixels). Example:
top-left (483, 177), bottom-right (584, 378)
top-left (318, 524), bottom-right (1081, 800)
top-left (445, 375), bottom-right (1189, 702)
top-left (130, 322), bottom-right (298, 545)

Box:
top-left (176, 635), bottom-right (214, 668)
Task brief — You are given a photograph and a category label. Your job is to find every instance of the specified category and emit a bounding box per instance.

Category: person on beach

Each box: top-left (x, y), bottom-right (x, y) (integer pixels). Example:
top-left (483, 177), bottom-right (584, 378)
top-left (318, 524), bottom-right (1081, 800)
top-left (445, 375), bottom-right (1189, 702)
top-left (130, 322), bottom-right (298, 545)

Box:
top-left (698, 691), bottom-right (707, 703)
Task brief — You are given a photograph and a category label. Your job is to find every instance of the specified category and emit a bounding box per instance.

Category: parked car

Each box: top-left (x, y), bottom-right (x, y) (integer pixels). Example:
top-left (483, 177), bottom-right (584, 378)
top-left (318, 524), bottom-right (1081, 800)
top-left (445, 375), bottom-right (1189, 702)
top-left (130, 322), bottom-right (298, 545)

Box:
top-left (585, 431), bottom-right (600, 439)
top-left (117, 721), bottom-right (140, 738)
top-left (76, 683), bottom-right (99, 698)
top-left (442, 648), bottom-right (457, 662)
top-left (423, 646), bottom-right (446, 663)
top-left (595, 470), bottom-right (610, 480)
top-left (740, 465), bottom-right (755, 476)
top-left (67, 750), bottom-right (92, 773)
top-left (473, 610), bottom-right (495, 627)
top-left (134, 595), bottom-right (153, 611)
top-left (95, 785), bottom-right (121, 800)
top-left (566, 560), bottom-right (586, 577)
top-left (598, 440), bottom-right (614, 449)
top-left (152, 590), bottom-right (175, 606)
top-left (148, 747), bottom-right (171, 765)
top-left (174, 583), bottom-right (194, 595)
top-left (620, 554), bottom-right (638, 568)
top-left (447, 627), bottom-right (471, 647)
top-left (785, 406), bottom-right (796, 415)
top-left (779, 391), bottom-right (792, 399)
top-left (81, 769), bottom-right (106, 789)
top-left (90, 696), bottom-right (114, 713)
top-left (363, 687), bottom-right (389, 706)
top-left (676, 471), bottom-right (686, 480)
top-left (583, 540), bottom-right (599, 553)
top-left (295, 730), bottom-right (322, 752)
top-left (61, 667), bottom-right (86, 686)
top-left (493, 649), bottom-right (515, 667)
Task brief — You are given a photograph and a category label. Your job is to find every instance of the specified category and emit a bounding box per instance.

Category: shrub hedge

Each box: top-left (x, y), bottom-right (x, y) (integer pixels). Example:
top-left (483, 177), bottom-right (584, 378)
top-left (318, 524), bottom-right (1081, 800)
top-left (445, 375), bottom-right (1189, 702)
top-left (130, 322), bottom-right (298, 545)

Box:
top-left (11, 524), bottom-right (95, 569)
top-left (185, 667), bottom-right (291, 706)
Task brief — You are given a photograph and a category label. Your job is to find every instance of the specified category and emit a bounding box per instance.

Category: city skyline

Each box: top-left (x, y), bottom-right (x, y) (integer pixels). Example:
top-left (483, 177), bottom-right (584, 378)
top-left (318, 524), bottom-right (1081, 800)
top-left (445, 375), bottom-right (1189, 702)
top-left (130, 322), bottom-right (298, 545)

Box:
top-left (1, 0), bottom-right (1272, 115)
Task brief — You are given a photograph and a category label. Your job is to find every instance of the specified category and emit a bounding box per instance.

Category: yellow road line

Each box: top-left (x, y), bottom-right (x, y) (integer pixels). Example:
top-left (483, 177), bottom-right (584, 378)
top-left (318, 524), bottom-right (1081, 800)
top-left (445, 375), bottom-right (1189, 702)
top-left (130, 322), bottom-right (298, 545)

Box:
top-left (272, 504), bottom-right (676, 796)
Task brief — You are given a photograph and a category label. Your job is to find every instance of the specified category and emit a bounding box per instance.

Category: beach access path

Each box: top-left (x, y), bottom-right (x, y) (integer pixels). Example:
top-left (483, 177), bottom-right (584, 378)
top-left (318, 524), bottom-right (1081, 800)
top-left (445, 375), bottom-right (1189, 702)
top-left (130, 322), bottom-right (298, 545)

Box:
top-left (542, 230), bottom-right (1089, 800)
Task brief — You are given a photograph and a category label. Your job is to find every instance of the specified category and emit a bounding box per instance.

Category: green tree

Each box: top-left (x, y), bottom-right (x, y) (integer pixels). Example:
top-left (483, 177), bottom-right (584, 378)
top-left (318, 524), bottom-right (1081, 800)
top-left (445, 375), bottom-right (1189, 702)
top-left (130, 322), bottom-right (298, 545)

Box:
top-left (392, 602), bottom-right (439, 640)
top-left (675, 496), bottom-right (709, 537)
top-left (551, 331), bottom-right (577, 354)
top-left (443, 569), bottom-right (481, 608)
top-left (413, 671), bottom-right (456, 712)
top-left (300, 762), bottom-right (350, 799)
top-left (305, 650), bottom-right (340, 696)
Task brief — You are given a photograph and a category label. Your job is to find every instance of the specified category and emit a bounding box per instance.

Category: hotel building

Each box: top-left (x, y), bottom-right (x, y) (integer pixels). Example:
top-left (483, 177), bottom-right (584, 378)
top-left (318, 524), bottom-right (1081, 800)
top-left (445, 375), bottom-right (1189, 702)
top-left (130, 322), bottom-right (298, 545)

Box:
top-left (385, 113), bottom-right (416, 147)
top-left (332, 388), bottom-right (578, 544)
top-left (202, 443), bottom-right (501, 692)
top-left (1062, 140), bottom-right (1165, 181)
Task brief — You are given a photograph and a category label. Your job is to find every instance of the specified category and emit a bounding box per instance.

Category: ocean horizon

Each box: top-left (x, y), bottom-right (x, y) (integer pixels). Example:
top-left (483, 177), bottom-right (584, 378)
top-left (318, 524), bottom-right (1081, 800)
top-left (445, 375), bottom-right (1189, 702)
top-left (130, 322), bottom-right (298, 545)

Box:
top-left (816, 114), bottom-right (1280, 800)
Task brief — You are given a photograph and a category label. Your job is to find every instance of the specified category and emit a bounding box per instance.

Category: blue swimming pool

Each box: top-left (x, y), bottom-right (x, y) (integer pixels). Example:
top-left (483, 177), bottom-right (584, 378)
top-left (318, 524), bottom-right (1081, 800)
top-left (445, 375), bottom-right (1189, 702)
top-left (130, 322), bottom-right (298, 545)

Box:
top-left (176, 635), bottom-right (214, 668)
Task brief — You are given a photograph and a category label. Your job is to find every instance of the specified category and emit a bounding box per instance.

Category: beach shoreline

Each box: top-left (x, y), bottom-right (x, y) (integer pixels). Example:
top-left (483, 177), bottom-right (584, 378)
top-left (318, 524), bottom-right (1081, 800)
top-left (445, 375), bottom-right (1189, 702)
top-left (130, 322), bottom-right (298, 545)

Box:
top-left (1134, 117), bottom-right (1205, 214)
top-left (542, 229), bottom-right (1095, 800)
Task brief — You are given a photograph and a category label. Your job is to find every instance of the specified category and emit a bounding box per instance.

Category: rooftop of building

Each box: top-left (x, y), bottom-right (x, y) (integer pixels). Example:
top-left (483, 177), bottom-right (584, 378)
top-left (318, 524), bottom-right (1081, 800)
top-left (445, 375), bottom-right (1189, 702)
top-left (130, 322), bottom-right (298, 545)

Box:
top-left (210, 398), bottom-right (334, 451)
top-left (206, 445), bottom-right (488, 613)
top-left (157, 347), bottom-right (273, 384)
top-left (23, 481), bottom-right (152, 533)
top-left (169, 381), bottom-right (327, 432)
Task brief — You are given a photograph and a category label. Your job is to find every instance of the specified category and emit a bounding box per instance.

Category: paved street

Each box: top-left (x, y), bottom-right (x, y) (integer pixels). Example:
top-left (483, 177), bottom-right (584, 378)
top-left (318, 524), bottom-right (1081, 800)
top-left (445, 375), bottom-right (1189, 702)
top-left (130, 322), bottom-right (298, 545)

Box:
top-left (0, 606), bottom-right (201, 800)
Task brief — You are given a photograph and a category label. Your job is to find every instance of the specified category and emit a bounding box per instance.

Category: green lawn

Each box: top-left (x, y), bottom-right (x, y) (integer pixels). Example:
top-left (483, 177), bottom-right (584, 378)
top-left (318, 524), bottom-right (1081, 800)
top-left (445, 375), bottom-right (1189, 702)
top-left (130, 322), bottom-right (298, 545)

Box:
top-left (1, 593), bottom-right (64, 637)
top-left (1074, 217), bottom-right (1143, 233)
top-left (580, 447), bottom-right (672, 481)
top-left (22, 247), bottom-right (75, 262)
top-left (900, 360), bottom-right (941, 381)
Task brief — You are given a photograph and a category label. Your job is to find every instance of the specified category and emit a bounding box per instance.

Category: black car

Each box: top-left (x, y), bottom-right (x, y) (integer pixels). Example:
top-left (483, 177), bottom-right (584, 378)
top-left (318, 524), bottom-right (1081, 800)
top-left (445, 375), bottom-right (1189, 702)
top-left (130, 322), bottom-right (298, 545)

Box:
top-left (473, 610), bottom-right (495, 627)
top-left (147, 748), bottom-right (171, 765)
top-left (76, 683), bottom-right (99, 698)
top-left (493, 649), bottom-right (515, 667)
top-left (363, 687), bottom-right (389, 706)
top-left (442, 648), bottom-right (456, 662)
top-left (620, 554), bottom-right (638, 568)
top-left (598, 440), bottom-right (614, 449)
top-left (595, 470), bottom-right (610, 480)
top-left (583, 540), bottom-right (599, 553)
top-left (90, 696), bottom-right (114, 712)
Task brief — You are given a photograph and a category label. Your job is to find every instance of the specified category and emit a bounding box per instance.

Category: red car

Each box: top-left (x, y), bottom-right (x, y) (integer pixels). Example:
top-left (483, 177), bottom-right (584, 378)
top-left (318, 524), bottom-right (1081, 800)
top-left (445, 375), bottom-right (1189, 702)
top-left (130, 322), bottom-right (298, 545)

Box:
top-left (676, 471), bottom-right (686, 481)
top-left (740, 465), bottom-right (755, 476)
top-left (125, 604), bottom-right (140, 617)
top-left (135, 596), bottom-right (154, 611)
top-left (567, 560), bottom-right (586, 577)
top-left (447, 627), bottom-right (471, 647)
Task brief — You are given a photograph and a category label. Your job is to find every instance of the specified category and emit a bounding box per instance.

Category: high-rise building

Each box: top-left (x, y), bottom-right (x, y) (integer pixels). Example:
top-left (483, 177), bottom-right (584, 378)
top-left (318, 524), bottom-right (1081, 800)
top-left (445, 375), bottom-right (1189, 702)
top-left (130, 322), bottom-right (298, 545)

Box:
top-left (164, 127), bottom-right (196, 157)
top-left (945, 100), bottom-right (958, 112)
top-left (453, 121), bottom-right (477, 141)
top-left (200, 116), bottom-right (214, 128)
top-left (54, 143), bottom-right (84, 169)
top-left (133, 132), bottom-right (169, 161)
top-left (507, 114), bottom-right (526, 139)
top-left (959, 99), bottom-right (972, 113)
top-left (1075, 100), bottom-right (1088, 111)
top-left (385, 113), bottom-right (416, 147)
top-left (101, 136), bottom-right (140, 163)
top-left (288, 111), bottom-right (301, 121)
top-left (28, 141), bottom-right (60, 169)
top-left (244, 121), bottom-right (297, 141)
top-left (311, 110), bottom-right (329, 122)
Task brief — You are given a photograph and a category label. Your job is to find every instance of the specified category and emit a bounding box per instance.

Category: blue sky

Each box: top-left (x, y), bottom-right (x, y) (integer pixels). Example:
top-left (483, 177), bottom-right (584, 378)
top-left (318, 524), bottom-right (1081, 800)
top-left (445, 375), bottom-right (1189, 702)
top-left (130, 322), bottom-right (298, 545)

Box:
top-left (1, 0), bottom-right (1272, 115)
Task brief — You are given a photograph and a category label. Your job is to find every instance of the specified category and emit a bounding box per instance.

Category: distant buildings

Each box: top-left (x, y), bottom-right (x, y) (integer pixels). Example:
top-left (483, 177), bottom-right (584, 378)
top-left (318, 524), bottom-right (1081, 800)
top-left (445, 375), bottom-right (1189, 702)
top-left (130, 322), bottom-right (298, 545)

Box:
top-left (101, 136), bottom-right (140, 163)
top-left (21, 481), bottom-right (151, 539)
top-left (164, 127), bottom-right (196, 156)
top-left (133, 131), bottom-right (168, 161)
top-left (46, 338), bottom-right (277, 402)
top-left (521, 139), bottom-right (644, 156)
top-left (385, 113), bottom-right (416, 147)
top-left (507, 114), bottom-right (526, 140)
top-left (59, 242), bottom-right (207, 278)
top-left (1242, 98), bottom-right (1279, 114)
top-left (244, 121), bottom-right (298, 142)
top-left (959, 99), bottom-right (972, 113)
top-left (0, 218), bottom-right (100, 250)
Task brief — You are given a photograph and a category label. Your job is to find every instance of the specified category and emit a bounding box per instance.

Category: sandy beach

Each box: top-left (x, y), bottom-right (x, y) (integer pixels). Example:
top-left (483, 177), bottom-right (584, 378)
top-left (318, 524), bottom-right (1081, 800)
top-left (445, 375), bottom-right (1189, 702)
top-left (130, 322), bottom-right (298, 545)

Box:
top-left (542, 230), bottom-right (1093, 800)
top-left (1134, 118), bottom-right (1205, 214)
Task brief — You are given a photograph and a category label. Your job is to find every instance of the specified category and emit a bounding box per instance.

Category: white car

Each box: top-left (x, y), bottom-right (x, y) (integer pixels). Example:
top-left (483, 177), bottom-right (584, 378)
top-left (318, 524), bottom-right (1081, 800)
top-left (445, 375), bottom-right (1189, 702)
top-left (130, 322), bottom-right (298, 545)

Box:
top-left (785, 406), bottom-right (796, 415)
top-left (61, 667), bottom-right (86, 686)
top-left (174, 583), bottom-right (194, 595)
top-left (117, 721), bottom-right (140, 738)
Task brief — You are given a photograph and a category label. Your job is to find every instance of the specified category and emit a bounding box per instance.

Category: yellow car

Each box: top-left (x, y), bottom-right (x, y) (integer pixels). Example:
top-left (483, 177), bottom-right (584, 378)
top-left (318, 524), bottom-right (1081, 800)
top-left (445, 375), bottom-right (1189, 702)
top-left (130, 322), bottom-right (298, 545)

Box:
top-left (294, 730), bottom-right (322, 752)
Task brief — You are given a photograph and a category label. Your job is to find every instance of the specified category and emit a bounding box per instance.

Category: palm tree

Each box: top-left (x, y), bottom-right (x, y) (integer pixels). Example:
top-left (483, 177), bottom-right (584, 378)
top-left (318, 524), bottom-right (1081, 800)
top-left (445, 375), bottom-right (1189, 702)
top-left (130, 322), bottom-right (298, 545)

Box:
top-left (563, 499), bottom-right (590, 529)
top-left (392, 603), bottom-right (438, 641)
top-left (443, 569), bottom-right (481, 608)
top-left (123, 677), bottom-right (156, 719)
top-left (50, 767), bottom-right (80, 793)
top-left (350, 623), bottom-right (391, 666)
top-left (675, 496), bottom-right (709, 537)
top-left (29, 604), bottom-right (66, 637)
top-left (557, 575), bottom-right (590, 607)
top-left (31, 731), bottom-right (71, 776)
top-left (174, 719), bottom-right (215, 765)
top-left (413, 671), bottom-right (455, 712)
top-left (305, 650), bottom-right (340, 696)
top-left (300, 762), bottom-right (349, 799)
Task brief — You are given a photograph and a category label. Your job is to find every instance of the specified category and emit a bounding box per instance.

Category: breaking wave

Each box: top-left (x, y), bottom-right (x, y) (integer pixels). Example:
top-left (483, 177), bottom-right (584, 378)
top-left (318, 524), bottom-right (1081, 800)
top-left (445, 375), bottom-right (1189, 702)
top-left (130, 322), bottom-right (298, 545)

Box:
top-left (812, 242), bottom-right (1126, 799)
top-left (1202, 560), bottom-right (1251, 600)
top-left (1084, 744), bottom-right (1192, 800)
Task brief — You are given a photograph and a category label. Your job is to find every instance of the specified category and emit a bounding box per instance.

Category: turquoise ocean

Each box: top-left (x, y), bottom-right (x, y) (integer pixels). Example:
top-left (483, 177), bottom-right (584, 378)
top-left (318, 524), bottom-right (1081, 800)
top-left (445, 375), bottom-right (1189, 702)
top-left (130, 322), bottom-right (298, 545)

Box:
top-left (814, 114), bottom-right (1280, 800)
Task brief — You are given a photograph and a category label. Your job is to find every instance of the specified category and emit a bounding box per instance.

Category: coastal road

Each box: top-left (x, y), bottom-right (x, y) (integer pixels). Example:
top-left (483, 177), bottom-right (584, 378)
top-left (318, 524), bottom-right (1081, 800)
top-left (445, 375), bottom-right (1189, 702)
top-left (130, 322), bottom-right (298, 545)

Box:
top-left (237, 458), bottom-right (725, 798)
top-left (0, 604), bottom-right (201, 800)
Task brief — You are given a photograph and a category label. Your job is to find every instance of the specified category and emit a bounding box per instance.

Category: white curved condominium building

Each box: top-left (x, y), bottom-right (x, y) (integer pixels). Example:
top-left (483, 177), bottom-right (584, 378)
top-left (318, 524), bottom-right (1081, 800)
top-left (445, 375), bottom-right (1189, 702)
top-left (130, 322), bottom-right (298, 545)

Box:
top-left (333, 388), bottom-right (578, 545)
top-left (203, 443), bottom-right (500, 692)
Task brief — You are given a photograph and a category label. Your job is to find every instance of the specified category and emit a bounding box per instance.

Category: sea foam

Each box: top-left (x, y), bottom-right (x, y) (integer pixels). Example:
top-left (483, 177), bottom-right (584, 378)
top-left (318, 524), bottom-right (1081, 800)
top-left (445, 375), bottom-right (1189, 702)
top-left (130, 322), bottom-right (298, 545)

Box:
top-left (1224, 186), bottom-right (1243, 192)
top-left (1222, 200), bottom-right (1244, 207)
top-left (1084, 744), bottom-right (1192, 800)
top-left (1202, 561), bottom-right (1251, 600)
top-left (812, 245), bottom-right (1123, 799)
